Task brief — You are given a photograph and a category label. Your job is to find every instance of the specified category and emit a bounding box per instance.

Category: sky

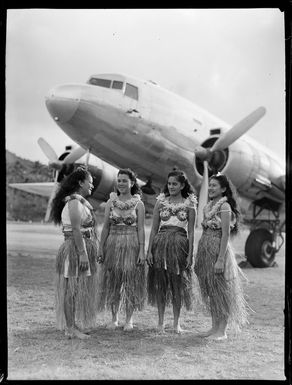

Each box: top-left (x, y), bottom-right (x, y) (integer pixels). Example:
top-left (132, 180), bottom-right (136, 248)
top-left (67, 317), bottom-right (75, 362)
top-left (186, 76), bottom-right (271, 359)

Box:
top-left (6, 8), bottom-right (286, 166)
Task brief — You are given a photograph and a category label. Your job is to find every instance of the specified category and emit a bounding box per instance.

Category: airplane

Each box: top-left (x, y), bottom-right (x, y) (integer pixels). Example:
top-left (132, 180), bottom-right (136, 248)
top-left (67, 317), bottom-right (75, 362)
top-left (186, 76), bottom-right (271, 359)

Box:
top-left (10, 73), bottom-right (285, 269)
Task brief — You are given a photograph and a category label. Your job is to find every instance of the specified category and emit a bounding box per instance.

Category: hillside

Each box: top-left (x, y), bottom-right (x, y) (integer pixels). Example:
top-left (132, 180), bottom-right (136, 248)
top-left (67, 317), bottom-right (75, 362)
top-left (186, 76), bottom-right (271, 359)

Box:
top-left (6, 150), bottom-right (53, 221)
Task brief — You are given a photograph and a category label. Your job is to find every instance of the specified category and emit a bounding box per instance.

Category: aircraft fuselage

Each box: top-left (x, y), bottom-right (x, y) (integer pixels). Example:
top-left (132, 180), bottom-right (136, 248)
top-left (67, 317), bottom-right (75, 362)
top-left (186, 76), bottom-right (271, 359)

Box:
top-left (46, 73), bottom-right (285, 206)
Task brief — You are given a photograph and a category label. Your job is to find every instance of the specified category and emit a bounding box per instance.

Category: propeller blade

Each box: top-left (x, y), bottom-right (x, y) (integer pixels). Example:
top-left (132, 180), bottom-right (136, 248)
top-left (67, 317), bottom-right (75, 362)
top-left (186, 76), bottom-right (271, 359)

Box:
top-left (85, 149), bottom-right (90, 169)
top-left (38, 137), bottom-right (59, 162)
top-left (197, 161), bottom-right (209, 227)
top-left (211, 106), bottom-right (266, 152)
top-left (63, 146), bottom-right (87, 164)
top-left (44, 172), bottom-right (59, 222)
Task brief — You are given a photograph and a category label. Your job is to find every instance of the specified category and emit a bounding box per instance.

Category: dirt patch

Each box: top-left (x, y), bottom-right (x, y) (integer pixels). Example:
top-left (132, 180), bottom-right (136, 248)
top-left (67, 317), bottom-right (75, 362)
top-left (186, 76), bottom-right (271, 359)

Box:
top-left (7, 251), bottom-right (285, 380)
top-left (6, 224), bottom-right (286, 380)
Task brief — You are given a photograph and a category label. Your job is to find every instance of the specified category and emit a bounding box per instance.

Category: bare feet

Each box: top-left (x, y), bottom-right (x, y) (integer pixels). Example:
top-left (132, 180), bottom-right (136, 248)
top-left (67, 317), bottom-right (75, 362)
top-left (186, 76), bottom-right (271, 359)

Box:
top-left (197, 328), bottom-right (218, 337)
top-left (156, 324), bottom-right (165, 333)
top-left (174, 325), bottom-right (185, 334)
top-left (74, 324), bottom-right (90, 334)
top-left (123, 322), bottom-right (134, 331)
top-left (106, 321), bottom-right (119, 330)
top-left (65, 327), bottom-right (90, 339)
top-left (206, 332), bottom-right (227, 341)
top-left (73, 328), bottom-right (90, 339)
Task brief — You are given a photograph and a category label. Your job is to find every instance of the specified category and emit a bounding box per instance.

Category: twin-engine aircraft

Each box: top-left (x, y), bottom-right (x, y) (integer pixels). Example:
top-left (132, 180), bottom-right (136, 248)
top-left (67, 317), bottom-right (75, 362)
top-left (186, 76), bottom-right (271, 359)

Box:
top-left (10, 73), bottom-right (285, 268)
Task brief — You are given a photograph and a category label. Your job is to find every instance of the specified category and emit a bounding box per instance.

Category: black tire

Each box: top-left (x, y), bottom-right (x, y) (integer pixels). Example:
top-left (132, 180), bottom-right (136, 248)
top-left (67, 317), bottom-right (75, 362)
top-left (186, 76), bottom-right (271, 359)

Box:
top-left (245, 228), bottom-right (276, 267)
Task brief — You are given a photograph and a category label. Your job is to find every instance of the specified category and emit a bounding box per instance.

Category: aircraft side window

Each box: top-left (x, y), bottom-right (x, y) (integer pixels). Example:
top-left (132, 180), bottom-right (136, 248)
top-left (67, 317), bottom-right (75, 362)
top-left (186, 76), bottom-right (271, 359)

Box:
top-left (89, 78), bottom-right (112, 88)
top-left (125, 83), bottom-right (139, 100)
top-left (112, 81), bottom-right (123, 90)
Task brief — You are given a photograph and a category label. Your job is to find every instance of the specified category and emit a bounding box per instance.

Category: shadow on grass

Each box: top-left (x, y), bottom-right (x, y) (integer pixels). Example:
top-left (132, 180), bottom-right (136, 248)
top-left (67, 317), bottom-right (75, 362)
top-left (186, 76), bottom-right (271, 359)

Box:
top-left (10, 322), bottom-right (207, 361)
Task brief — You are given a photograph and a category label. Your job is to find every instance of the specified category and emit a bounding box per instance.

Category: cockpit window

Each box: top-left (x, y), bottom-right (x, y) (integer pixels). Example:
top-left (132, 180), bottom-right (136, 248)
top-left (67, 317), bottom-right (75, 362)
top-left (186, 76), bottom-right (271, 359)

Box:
top-left (125, 83), bottom-right (138, 100)
top-left (89, 78), bottom-right (111, 88)
top-left (112, 81), bottom-right (123, 90)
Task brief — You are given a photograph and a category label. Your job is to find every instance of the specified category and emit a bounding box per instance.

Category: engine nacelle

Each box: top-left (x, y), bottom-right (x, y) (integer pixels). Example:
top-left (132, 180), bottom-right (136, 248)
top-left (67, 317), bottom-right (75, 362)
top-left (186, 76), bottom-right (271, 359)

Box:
top-left (86, 163), bottom-right (117, 205)
top-left (223, 137), bottom-right (285, 203)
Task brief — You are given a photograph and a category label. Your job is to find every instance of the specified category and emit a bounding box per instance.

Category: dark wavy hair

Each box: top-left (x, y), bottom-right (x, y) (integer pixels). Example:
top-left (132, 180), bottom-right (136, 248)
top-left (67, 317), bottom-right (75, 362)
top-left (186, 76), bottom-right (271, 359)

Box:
top-left (210, 173), bottom-right (241, 235)
top-left (117, 168), bottom-right (142, 196)
top-left (50, 167), bottom-right (92, 225)
top-left (163, 169), bottom-right (195, 198)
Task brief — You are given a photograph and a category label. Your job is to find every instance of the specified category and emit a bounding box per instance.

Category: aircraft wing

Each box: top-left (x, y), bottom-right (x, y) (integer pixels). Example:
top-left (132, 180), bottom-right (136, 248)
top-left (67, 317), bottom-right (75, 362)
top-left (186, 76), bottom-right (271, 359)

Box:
top-left (9, 182), bottom-right (54, 198)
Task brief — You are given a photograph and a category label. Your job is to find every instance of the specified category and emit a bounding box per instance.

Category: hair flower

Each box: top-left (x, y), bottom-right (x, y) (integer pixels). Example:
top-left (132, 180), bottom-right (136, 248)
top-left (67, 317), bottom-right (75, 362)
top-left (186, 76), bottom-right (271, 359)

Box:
top-left (109, 192), bottom-right (118, 200)
top-left (156, 193), bottom-right (166, 202)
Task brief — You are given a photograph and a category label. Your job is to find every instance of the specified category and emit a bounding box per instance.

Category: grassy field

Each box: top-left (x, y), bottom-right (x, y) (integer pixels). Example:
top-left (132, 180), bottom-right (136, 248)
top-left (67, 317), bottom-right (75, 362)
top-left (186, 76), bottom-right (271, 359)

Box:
top-left (6, 222), bottom-right (286, 380)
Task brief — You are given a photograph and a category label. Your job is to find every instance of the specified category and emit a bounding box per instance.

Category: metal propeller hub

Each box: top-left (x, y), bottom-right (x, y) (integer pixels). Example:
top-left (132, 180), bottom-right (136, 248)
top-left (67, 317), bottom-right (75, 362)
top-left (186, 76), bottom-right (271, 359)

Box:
top-left (194, 137), bottom-right (229, 176)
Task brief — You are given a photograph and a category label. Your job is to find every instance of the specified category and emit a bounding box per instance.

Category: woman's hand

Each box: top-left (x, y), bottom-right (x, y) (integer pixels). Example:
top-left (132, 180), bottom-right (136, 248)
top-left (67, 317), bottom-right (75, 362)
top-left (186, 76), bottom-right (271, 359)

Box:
top-left (137, 249), bottom-right (145, 265)
top-left (79, 251), bottom-right (89, 272)
top-left (214, 258), bottom-right (225, 274)
top-left (97, 250), bottom-right (105, 264)
top-left (146, 250), bottom-right (153, 266)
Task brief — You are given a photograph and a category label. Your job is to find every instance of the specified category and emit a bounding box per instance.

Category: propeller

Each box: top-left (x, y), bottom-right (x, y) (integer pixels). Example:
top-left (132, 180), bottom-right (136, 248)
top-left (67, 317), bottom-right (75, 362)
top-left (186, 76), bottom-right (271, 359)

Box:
top-left (211, 107), bottom-right (266, 152)
top-left (38, 137), bottom-right (87, 222)
top-left (38, 137), bottom-right (59, 162)
top-left (44, 172), bottom-right (59, 222)
top-left (195, 106), bottom-right (266, 227)
top-left (62, 146), bottom-right (87, 165)
top-left (196, 161), bottom-right (209, 226)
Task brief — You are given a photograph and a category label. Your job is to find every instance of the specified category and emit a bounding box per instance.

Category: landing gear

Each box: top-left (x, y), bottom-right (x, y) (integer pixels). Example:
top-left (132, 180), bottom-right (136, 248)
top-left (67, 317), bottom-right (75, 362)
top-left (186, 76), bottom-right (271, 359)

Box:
top-left (244, 199), bottom-right (285, 268)
top-left (245, 228), bottom-right (276, 267)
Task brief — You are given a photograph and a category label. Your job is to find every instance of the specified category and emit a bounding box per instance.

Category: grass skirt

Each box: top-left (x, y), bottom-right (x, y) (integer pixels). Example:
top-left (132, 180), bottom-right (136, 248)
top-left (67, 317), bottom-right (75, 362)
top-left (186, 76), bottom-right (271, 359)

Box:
top-left (194, 228), bottom-right (249, 331)
top-left (97, 225), bottom-right (146, 311)
top-left (55, 235), bottom-right (98, 330)
top-left (147, 226), bottom-right (194, 310)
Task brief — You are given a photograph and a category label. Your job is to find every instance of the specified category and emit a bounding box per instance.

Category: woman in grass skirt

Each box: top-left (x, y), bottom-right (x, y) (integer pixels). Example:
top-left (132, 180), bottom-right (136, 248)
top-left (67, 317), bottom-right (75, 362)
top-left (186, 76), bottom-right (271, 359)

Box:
top-left (97, 168), bottom-right (146, 331)
top-left (194, 173), bottom-right (249, 340)
top-left (50, 167), bottom-right (99, 339)
top-left (146, 169), bottom-right (197, 333)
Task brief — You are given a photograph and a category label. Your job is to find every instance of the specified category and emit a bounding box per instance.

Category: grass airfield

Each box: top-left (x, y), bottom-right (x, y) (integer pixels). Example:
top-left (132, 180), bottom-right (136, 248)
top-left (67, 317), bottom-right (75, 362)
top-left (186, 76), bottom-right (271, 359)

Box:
top-left (6, 221), bottom-right (286, 380)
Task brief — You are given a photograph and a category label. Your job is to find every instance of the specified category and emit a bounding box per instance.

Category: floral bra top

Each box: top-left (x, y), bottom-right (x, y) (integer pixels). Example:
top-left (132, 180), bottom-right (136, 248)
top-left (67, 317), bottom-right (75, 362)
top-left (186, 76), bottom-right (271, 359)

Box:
top-left (61, 194), bottom-right (95, 233)
top-left (201, 196), bottom-right (236, 231)
top-left (157, 193), bottom-right (197, 230)
top-left (109, 192), bottom-right (141, 227)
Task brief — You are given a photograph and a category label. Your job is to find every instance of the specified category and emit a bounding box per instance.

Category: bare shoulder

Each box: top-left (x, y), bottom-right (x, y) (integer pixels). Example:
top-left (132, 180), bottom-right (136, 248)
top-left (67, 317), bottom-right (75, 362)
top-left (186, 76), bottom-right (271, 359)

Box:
top-left (68, 199), bottom-right (81, 211)
top-left (137, 200), bottom-right (145, 209)
top-left (220, 202), bottom-right (231, 211)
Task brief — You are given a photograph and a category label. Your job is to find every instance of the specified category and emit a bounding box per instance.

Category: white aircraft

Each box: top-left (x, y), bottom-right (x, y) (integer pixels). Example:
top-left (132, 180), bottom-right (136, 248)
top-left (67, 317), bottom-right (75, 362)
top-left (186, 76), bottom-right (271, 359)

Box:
top-left (10, 73), bottom-right (285, 268)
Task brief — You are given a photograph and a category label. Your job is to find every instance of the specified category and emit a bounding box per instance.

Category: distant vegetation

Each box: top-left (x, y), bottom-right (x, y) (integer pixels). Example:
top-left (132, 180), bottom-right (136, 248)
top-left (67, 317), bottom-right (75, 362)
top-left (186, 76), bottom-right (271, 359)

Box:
top-left (6, 150), bottom-right (53, 221)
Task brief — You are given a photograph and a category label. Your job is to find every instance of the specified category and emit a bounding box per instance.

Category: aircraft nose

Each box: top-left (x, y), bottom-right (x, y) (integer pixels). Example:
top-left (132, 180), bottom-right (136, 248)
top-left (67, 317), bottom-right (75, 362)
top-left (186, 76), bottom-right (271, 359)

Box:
top-left (45, 85), bottom-right (81, 123)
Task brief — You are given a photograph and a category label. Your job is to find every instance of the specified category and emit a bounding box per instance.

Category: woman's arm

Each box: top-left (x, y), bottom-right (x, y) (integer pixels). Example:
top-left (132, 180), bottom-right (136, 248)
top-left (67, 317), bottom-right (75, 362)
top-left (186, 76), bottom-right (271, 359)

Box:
top-left (136, 200), bottom-right (146, 264)
top-left (68, 200), bottom-right (89, 272)
top-left (97, 200), bottom-right (111, 262)
top-left (146, 201), bottom-right (161, 265)
top-left (214, 202), bottom-right (231, 274)
top-left (186, 207), bottom-right (196, 268)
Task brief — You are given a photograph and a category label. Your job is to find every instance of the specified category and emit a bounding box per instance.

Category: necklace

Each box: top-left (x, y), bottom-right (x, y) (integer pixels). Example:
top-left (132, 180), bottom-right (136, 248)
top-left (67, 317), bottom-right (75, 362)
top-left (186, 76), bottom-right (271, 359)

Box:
top-left (168, 196), bottom-right (183, 205)
top-left (205, 196), bottom-right (227, 219)
top-left (110, 192), bottom-right (140, 210)
top-left (157, 193), bottom-right (197, 208)
top-left (65, 193), bottom-right (94, 211)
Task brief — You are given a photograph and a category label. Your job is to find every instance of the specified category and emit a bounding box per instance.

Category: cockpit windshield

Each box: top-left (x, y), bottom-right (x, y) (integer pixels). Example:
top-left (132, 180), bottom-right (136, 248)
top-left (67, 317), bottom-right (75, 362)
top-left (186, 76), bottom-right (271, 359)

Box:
top-left (88, 77), bottom-right (139, 100)
top-left (89, 78), bottom-right (111, 88)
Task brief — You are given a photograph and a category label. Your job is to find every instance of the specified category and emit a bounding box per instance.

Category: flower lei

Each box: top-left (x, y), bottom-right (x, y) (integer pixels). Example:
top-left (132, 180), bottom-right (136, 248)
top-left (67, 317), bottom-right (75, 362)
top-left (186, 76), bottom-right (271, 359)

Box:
top-left (157, 192), bottom-right (197, 210)
top-left (64, 193), bottom-right (94, 211)
top-left (204, 196), bottom-right (227, 219)
top-left (156, 193), bottom-right (197, 215)
top-left (109, 192), bottom-right (141, 210)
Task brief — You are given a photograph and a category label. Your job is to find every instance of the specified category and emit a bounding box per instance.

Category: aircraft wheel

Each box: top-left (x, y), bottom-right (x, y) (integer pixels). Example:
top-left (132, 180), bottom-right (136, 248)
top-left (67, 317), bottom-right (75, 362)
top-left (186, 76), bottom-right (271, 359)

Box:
top-left (245, 228), bottom-right (276, 267)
